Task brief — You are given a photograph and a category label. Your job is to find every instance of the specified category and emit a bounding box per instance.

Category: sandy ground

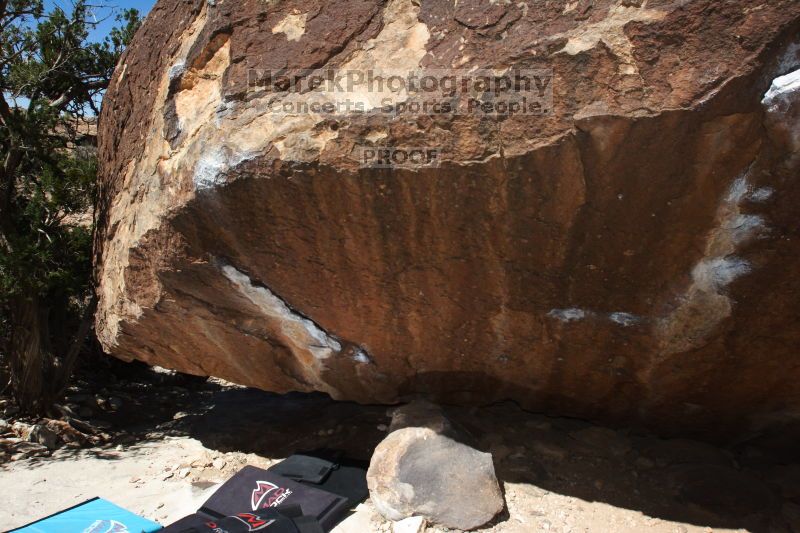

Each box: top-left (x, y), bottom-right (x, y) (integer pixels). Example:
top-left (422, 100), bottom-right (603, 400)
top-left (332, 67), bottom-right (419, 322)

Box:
top-left (1, 372), bottom-right (798, 532)
top-left (1, 438), bottom-right (222, 527)
top-left (0, 435), bottom-right (755, 533)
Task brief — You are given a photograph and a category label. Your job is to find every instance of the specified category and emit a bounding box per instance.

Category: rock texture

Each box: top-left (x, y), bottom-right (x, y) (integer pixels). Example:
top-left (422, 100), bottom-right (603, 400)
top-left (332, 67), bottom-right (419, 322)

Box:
top-left (96, 0), bottom-right (800, 438)
top-left (366, 401), bottom-right (503, 529)
top-left (367, 420), bottom-right (503, 529)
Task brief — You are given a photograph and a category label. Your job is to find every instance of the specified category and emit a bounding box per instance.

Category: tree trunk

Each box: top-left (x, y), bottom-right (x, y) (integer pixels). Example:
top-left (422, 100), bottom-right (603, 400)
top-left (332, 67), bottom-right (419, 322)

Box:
top-left (7, 293), bottom-right (53, 414)
top-left (54, 294), bottom-right (97, 398)
top-left (6, 292), bottom-right (97, 414)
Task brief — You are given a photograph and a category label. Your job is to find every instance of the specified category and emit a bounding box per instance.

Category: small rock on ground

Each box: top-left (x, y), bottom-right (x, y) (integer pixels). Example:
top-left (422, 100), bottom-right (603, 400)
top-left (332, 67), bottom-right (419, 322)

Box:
top-left (368, 425), bottom-right (503, 530)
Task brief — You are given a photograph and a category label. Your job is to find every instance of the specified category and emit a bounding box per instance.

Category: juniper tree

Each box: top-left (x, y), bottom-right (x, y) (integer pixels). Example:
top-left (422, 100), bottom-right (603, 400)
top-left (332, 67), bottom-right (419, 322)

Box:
top-left (0, 0), bottom-right (139, 413)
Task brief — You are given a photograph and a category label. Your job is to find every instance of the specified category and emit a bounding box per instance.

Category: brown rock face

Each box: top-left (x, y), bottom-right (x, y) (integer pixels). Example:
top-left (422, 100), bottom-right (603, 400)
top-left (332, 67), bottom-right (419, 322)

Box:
top-left (96, 0), bottom-right (800, 439)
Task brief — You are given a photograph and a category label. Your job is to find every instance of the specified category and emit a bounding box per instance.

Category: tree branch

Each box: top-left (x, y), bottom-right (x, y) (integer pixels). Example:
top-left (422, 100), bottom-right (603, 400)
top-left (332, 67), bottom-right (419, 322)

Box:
top-left (54, 293), bottom-right (97, 398)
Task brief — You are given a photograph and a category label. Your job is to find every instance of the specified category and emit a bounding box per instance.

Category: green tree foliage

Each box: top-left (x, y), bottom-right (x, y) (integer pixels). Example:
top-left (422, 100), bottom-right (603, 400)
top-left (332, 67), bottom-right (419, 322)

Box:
top-left (0, 0), bottom-right (140, 413)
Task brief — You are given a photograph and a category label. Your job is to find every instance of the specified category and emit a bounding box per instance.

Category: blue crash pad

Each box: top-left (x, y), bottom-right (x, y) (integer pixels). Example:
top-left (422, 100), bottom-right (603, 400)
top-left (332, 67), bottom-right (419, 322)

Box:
top-left (9, 497), bottom-right (162, 533)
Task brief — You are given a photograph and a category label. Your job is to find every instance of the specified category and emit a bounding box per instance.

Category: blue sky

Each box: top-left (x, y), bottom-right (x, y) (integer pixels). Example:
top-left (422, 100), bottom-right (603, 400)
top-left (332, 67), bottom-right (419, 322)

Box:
top-left (45, 0), bottom-right (156, 42)
top-left (7, 1), bottom-right (157, 110)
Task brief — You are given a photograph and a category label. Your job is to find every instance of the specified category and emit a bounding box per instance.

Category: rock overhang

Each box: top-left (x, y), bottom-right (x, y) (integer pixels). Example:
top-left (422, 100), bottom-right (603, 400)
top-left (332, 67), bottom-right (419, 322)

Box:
top-left (96, 0), bottom-right (800, 439)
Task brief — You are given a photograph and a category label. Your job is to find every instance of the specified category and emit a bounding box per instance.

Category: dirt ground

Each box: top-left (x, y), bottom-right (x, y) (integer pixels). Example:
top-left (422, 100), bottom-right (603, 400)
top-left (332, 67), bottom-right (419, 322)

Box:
top-left (1, 366), bottom-right (799, 533)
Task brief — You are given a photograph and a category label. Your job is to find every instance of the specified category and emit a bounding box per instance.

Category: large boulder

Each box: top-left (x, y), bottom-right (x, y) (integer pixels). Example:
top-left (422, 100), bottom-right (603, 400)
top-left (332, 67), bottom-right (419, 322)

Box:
top-left (96, 0), bottom-right (800, 437)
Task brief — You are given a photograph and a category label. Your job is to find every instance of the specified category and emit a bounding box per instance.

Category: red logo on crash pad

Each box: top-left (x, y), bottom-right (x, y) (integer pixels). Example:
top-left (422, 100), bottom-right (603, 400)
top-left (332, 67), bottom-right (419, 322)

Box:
top-left (251, 481), bottom-right (292, 511)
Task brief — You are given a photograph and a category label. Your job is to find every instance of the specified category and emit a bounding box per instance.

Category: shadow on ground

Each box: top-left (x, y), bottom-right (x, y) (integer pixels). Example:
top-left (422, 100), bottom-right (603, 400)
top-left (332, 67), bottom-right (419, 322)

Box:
top-left (12, 364), bottom-right (799, 532)
top-left (165, 389), bottom-right (800, 532)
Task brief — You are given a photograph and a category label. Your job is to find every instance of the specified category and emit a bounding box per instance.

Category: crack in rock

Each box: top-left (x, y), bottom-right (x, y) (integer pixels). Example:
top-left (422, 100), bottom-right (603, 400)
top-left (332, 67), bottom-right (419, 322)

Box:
top-left (219, 262), bottom-right (342, 361)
